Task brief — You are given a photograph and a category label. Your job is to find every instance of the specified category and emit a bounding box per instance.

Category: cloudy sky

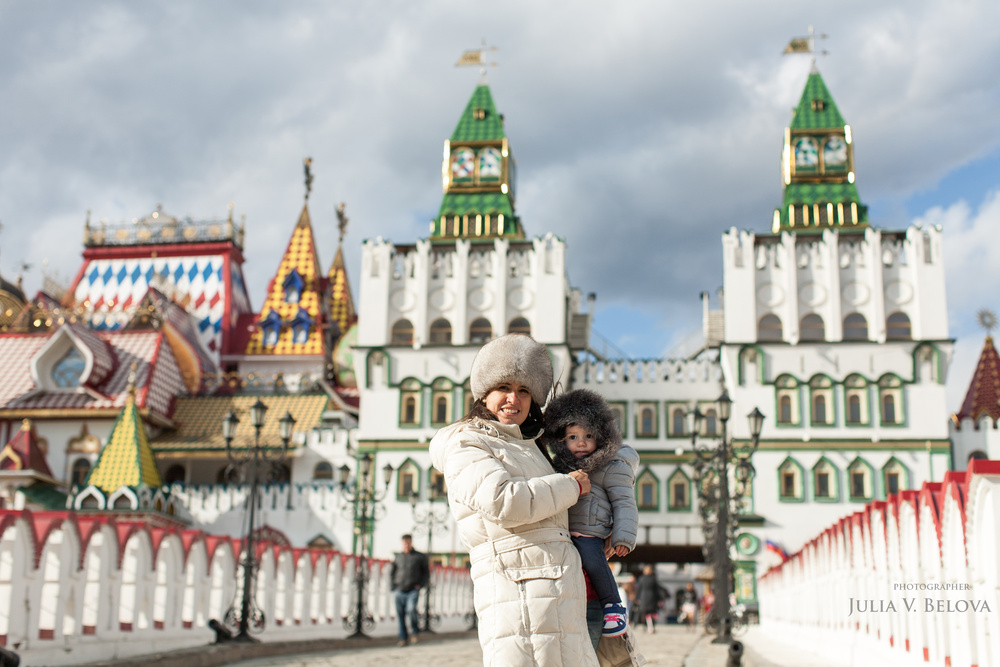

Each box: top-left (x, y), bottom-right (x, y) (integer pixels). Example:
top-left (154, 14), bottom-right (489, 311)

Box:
top-left (1, 0), bottom-right (999, 409)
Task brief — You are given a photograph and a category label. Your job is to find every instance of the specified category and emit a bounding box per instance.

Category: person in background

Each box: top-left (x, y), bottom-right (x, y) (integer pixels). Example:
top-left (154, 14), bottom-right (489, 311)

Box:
top-left (390, 533), bottom-right (429, 647)
top-left (634, 564), bottom-right (668, 634)
top-left (678, 582), bottom-right (699, 632)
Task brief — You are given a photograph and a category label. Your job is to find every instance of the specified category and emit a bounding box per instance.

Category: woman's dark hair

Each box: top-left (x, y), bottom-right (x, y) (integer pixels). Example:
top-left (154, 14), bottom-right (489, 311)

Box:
top-left (463, 397), bottom-right (551, 463)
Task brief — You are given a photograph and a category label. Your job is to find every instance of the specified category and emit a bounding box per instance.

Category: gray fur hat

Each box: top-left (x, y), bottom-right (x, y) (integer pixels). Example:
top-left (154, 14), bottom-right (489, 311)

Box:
top-left (542, 389), bottom-right (623, 474)
top-left (469, 334), bottom-right (553, 406)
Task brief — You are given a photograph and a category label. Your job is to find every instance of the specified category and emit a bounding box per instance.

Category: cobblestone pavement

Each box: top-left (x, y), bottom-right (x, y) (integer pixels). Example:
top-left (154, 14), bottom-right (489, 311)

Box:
top-left (225, 623), bottom-right (707, 667)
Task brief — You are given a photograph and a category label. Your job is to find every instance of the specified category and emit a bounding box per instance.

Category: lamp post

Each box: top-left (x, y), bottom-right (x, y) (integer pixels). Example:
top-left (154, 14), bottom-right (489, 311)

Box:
top-left (337, 452), bottom-right (394, 639)
top-left (220, 399), bottom-right (296, 642)
top-left (689, 391), bottom-right (764, 645)
top-left (409, 491), bottom-right (450, 632)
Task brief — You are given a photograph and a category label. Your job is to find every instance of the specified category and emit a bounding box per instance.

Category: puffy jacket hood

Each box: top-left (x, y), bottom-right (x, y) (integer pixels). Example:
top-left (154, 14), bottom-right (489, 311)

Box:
top-left (543, 389), bottom-right (623, 474)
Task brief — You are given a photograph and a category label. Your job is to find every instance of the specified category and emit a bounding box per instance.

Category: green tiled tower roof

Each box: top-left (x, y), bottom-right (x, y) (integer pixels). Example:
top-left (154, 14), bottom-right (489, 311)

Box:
top-left (87, 387), bottom-right (162, 493)
top-left (432, 85), bottom-right (523, 240)
top-left (437, 192), bottom-right (515, 222)
top-left (791, 70), bottom-right (846, 130)
top-left (451, 85), bottom-right (506, 142)
top-left (772, 69), bottom-right (868, 233)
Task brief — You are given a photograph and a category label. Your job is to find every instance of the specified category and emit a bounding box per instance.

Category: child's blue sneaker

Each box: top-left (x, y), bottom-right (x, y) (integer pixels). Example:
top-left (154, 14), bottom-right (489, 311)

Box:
top-left (602, 602), bottom-right (627, 637)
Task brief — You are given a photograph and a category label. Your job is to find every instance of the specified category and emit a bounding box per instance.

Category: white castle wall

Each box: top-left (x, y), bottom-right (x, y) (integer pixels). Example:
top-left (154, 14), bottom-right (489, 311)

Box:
top-left (0, 509), bottom-right (472, 666)
top-left (722, 225), bottom-right (948, 345)
top-left (757, 462), bottom-right (1000, 667)
top-left (951, 415), bottom-right (1000, 467)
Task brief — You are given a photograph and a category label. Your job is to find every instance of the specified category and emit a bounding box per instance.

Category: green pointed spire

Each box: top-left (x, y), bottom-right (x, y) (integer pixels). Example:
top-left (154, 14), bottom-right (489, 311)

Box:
top-left (87, 384), bottom-right (162, 493)
top-left (773, 69), bottom-right (868, 233)
top-left (451, 85), bottom-right (506, 142)
top-left (790, 71), bottom-right (846, 130)
top-left (432, 85), bottom-right (523, 241)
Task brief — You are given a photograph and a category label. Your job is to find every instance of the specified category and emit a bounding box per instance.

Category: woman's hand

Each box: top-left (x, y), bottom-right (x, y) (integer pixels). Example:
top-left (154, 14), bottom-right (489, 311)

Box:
top-left (568, 470), bottom-right (590, 495)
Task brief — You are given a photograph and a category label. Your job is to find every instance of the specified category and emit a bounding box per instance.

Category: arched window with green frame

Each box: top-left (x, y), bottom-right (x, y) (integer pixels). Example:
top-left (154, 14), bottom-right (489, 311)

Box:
top-left (396, 458), bottom-right (421, 501)
top-left (811, 457), bottom-right (840, 502)
top-left (635, 468), bottom-right (660, 512)
top-left (667, 468), bottom-right (692, 511)
top-left (777, 456), bottom-right (805, 502)
top-left (847, 457), bottom-right (875, 502)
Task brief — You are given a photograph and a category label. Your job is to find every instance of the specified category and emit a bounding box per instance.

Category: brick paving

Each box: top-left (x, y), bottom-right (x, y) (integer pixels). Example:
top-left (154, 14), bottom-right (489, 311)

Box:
top-left (225, 622), bottom-right (707, 667)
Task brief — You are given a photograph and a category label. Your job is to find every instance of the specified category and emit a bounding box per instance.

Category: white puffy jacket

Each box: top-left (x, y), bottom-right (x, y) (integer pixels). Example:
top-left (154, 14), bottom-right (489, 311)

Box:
top-left (430, 419), bottom-right (600, 667)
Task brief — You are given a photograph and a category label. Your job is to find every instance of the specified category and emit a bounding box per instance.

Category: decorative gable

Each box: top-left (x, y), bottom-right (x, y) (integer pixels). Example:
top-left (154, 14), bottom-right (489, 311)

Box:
top-left (0, 419), bottom-right (54, 478)
top-left (244, 206), bottom-right (327, 357)
top-left (30, 323), bottom-right (116, 393)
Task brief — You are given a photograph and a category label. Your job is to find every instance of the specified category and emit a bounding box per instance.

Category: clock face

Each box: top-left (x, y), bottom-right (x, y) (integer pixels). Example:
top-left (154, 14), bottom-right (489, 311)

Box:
top-left (823, 136), bottom-right (848, 167)
top-left (794, 137), bottom-right (818, 167)
top-left (478, 147), bottom-right (502, 179)
top-left (450, 148), bottom-right (475, 180)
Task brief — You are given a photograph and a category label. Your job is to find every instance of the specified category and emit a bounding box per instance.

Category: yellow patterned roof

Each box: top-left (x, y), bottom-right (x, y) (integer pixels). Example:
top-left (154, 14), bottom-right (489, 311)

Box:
top-left (245, 205), bottom-right (326, 356)
top-left (328, 244), bottom-right (356, 337)
top-left (87, 391), bottom-right (162, 492)
top-left (151, 394), bottom-right (331, 451)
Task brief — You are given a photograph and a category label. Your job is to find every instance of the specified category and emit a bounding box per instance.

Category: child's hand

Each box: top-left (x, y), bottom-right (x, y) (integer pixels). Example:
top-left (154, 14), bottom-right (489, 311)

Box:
top-left (613, 544), bottom-right (630, 558)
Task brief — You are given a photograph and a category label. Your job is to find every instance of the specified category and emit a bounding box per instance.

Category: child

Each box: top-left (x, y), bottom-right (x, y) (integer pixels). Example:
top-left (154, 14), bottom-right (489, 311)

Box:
top-left (543, 389), bottom-right (639, 638)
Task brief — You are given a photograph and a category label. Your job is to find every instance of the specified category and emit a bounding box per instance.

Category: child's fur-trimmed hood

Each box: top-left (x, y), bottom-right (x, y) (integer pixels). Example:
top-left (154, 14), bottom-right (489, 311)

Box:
top-left (542, 389), bottom-right (622, 474)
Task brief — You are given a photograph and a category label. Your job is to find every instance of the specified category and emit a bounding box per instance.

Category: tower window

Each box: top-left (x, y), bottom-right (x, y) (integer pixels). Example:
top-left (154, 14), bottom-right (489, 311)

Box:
top-left (843, 313), bottom-right (868, 341)
top-left (71, 458), bottom-right (92, 487)
top-left (800, 314), bottom-right (825, 341)
top-left (882, 395), bottom-right (896, 423)
top-left (289, 308), bottom-right (314, 344)
top-left (508, 317), bottom-right (531, 335)
top-left (886, 312), bottom-right (912, 340)
top-left (848, 395), bottom-right (861, 423)
top-left (671, 408), bottom-right (685, 436)
top-left (779, 396), bottom-right (792, 423)
top-left (282, 269), bottom-right (304, 304)
top-left (429, 318), bottom-right (452, 345)
top-left (52, 348), bottom-right (86, 388)
top-left (704, 409), bottom-right (718, 436)
top-left (391, 319), bottom-right (414, 345)
top-left (313, 462), bottom-right (333, 481)
top-left (758, 314), bottom-right (783, 341)
top-left (812, 395), bottom-right (826, 424)
top-left (469, 317), bottom-right (492, 343)
top-left (259, 310), bottom-right (282, 347)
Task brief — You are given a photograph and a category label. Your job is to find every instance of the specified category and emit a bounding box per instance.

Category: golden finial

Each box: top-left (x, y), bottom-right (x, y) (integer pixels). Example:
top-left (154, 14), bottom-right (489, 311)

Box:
top-left (127, 361), bottom-right (139, 397)
top-left (304, 158), bottom-right (314, 202)
top-left (336, 202), bottom-right (349, 244)
top-left (21, 418), bottom-right (31, 432)
top-left (977, 309), bottom-right (997, 339)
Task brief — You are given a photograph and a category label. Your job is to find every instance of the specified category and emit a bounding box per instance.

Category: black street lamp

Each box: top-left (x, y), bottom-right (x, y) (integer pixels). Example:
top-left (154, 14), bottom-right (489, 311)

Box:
top-left (689, 391), bottom-right (764, 645)
top-left (408, 491), bottom-right (450, 632)
top-left (220, 399), bottom-right (296, 642)
top-left (337, 452), bottom-right (394, 639)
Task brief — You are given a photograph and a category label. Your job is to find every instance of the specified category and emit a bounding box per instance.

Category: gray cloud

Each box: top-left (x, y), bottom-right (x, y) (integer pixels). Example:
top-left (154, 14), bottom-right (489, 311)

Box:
top-left (1, 1), bottom-right (999, 393)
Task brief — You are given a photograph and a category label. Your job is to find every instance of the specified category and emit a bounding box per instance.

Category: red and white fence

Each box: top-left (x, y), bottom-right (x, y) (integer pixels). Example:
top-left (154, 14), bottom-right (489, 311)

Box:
top-left (0, 509), bottom-right (472, 665)
top-left (758, 459), bottom-right (1000, 667)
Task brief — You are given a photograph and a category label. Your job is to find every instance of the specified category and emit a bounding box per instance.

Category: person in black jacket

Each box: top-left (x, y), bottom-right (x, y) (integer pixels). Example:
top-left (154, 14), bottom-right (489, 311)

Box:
top-left (634, 564), bottom-right (668, 634)
top-left (391, 534), bottom-right (429, 646)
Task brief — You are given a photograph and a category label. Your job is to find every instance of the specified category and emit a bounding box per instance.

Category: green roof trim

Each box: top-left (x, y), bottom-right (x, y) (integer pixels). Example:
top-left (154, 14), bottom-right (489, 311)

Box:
top-left (437, 192), bottom-right (514, 219)
top-left (791, 71), bottom-right (846, 130)
top-left (782, 182), bottom-right (865, 210)
top-left (451, 85), bottom-right (505, 143)
top-left (20, 482), bottom-right (69, 510)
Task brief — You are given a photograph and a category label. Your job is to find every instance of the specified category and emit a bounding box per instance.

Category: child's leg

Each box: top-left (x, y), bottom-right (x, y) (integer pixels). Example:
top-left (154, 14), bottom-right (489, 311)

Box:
top-left (571, 536), bottom-right (621, 605)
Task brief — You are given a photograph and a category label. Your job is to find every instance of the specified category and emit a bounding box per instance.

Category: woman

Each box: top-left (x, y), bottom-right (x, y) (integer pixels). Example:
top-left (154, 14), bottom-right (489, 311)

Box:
top-left (634, 564), bottom-right (667, 634)
top-left (429, 334), bottom-right (598, 666)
